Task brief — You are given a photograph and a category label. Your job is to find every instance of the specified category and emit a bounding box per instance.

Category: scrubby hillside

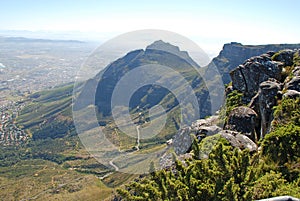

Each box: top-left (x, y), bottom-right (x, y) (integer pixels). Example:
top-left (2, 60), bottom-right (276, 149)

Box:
top-left (116, 50), bottom-right (300, 200)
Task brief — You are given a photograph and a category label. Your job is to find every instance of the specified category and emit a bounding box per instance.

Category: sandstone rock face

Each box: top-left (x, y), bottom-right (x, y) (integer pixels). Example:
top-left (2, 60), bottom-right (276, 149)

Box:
top-left (230, 54), bottom-right (282, 98)
top-left (225, 106), bottom-right (258, 142)
top-left (219, 130), bottom-right (257, 152)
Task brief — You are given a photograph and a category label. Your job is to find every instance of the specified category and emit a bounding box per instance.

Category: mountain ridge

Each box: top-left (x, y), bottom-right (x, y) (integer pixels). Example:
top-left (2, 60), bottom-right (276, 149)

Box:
top-left (208, 42), bottom-right (300, 84)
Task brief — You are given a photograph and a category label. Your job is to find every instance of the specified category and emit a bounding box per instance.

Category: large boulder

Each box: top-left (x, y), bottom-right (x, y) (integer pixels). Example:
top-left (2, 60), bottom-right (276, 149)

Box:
top-left (219, 130), bottom-right (257, 152)
top-left (225, 106), bottom-right (258, 142)
top-left (172, 116), bottom-right (222, 154)
top-left (191, 115), bottom-right (221, 139)
top-left (172, 127), bottom-right (192, 155)
top-left (230, 54), bottom-right (282, 99)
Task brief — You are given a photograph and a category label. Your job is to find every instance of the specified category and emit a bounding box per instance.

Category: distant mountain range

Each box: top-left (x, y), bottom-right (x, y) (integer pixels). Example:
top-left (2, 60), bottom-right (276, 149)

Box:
top-left (0, 36), bottom-right (85, 43)
top-left (18, 41), bottom-right (300, 141)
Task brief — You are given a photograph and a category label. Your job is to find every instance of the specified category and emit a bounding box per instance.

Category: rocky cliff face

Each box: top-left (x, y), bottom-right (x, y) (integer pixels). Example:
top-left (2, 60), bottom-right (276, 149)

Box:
top-left (207, 42), bottom-right (300, 84)
top-left (171, 49), bottom-right (300, 155)
top-left (230, 49), bottom-right (300, 139)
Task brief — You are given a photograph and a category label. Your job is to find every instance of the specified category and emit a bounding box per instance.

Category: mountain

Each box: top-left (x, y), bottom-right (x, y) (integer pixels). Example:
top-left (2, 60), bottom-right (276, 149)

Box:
top-left (208, 42), bottom-right (300, 84)
top-left (0, 36), bottom-right (85, 43)
top-left (7, 41), bottom-right (300, 200)
top-left (72, 40), bottom-right (213, 150)
top-left (92, 40), bottom-right (205, 117)
top-left (18, 41), bottom-right (300, 142)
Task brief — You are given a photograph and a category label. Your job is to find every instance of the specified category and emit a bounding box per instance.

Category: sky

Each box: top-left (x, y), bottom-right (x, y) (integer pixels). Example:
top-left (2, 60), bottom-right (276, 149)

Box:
top-left (1, 0), bottom-right (300, 56)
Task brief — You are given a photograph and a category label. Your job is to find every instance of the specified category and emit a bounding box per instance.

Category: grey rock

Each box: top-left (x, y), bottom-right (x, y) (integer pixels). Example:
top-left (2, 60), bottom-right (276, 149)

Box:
top-left (256, 196), bottom-right (300, 201)
top-left (191, 115), bottom-right (219, 127)
top-left (172, 115), bottom-right (221, 155)
top-left (283, 89), bottom-right (300, 99)
top-left (225, 106), bottom-right (258, 142)
top-left (219, 130), bottom-right (257, 152)
top-left (272, 49), bottom-right (296, 66)
top-left (286, 76), bottom-right (300, 91)
top-left (172, 127), bottom-right (192, 155)
top-left (292, 66), bottom-right (300, 76)
top-left (193, 125), bottom-right (222, 136)
top-left (230, 55), bottom-right (282, 98)
top-left (258, 80), bottom-right (281, 138)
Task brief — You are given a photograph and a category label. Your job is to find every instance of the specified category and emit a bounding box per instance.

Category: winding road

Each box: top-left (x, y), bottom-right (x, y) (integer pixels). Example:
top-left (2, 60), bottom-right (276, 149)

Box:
top-left (135, 125), bottom-right (140, 151)
top-left (100, 125), bottom-right (141, 179)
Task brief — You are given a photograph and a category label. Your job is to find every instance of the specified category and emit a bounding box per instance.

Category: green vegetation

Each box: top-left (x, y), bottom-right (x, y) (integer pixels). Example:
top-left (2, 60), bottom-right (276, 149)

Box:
top-left (117, 135), bottom-right (300, 200)
top-left (273, 97), bottom-right (300, 127)
top-left (219, 90), bottom-right (244, 124)
top-left (117, 95), bottom-right (300, 200)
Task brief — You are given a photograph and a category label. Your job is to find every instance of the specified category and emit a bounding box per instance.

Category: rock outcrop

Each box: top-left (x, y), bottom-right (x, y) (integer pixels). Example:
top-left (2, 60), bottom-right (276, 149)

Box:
top-left (230, 53), bottom-right (282, 99)
top-left (225, 106), bottom-right (258, 142)
top-left (173, 115), bottom-right (222, 154)
top-left (207, 42), bottom-right (300, 84)
top-left (219, 130), bottom-right (257, 152)
top-left (171, 49), bottom-right (300, 157)
top-left (172, 126), bottom-right (192, 155)
top-left (286, 76), bottom-right (300, 91)
top-left (256, 79), bottom-right (282, 138)
top-left (229, 49), bottom-right (300, 139)
top-left (283, 89), bottom-right (300, 99)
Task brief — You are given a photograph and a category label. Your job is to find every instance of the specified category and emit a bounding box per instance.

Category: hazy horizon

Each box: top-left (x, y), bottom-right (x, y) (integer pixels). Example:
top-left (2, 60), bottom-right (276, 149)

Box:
top-left (1, 0), bottom-right (300, 57)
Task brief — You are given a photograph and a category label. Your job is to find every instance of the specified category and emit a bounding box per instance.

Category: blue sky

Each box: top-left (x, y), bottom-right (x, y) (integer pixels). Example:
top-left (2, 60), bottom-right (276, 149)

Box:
top-left (1, 0), bottom-right (300, 55)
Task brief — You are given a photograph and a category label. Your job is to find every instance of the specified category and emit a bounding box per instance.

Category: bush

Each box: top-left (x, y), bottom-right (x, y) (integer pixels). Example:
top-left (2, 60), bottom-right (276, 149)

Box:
top-left (262, 123), bottom-right (300, 164)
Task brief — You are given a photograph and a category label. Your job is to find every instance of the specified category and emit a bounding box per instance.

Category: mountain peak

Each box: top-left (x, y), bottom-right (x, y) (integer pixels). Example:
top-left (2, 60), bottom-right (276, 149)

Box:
top-left (146, 40), bottom-right (180, 52)
top-left (146, 40), bottom-right (200, 68)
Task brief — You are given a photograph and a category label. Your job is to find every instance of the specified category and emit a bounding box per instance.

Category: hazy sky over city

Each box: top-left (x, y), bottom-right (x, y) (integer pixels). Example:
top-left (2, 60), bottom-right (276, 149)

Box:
top-left (1, 0), bottom-right (300, 56)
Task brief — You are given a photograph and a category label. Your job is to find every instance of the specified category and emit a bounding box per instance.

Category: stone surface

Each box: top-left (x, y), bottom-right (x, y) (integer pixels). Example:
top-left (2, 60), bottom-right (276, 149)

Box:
top-left (292, 66), bottom-right (300, 76)
top-left (286, 76), bottom-right (300, 91)
top-left (258, 79), bottom-right (282, 138)
top-left (230, 54), bottom-right (282, 98)
top-left (283, 89), bottom-right (300, 99)
top-left (256, 196), bottom-right (300, 201)
top-left (225, 106), bottom-right (258, 142)
top-left (272, 49), bottom-right (296, 66)
top-left (219, 130), bottom-right (257, 152)
top-left (172, 127), bottom-right (192, 155)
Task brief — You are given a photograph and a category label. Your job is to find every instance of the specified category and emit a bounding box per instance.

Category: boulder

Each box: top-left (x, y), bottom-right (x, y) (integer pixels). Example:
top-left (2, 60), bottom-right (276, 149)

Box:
top-left (172, 127), bottom-right (192, 155)
top-left (292, 66), bottom-right (300, 76)
top-left (225, 106), bottom-right (258, 142)
top-left (283, 89), bottom-right (300, 99)
top-left (272, 49), bottom-right (296, 66)
top-left (191, 115), bottom-right (219, 128)
top-left (219, 130), bottom-right (257, 152)
top-left (230, 55), bottom-right (282, 98)
top-left (256, 196), bottom-right (300, 201)
top-left (286, 76), bottom-right (300, 91)
top-left (193, 125), bottom-right (222, 136)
